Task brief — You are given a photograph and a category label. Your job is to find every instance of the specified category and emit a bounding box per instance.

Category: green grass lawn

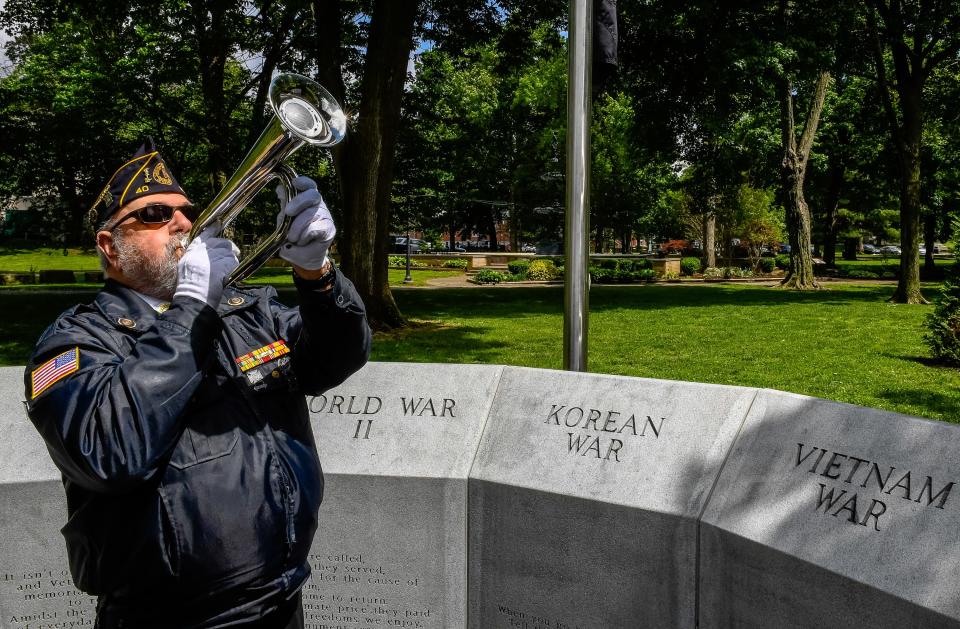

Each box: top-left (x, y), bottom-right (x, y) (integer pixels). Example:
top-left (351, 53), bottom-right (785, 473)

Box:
top-left (249, 267), bottom-right (458, 287)
top-left (0, 246), bottom-right (101, 271)
top-left (3, 282), bottom-right (957, 423)
top-left (829, 256), bottom-right (954, 280)
top-left (369, 283), bottom-right (959, 423)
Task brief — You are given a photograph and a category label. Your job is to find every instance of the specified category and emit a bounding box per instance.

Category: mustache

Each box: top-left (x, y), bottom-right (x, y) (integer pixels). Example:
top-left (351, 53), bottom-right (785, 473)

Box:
top-left (168, 233), bottom-right (189, 256)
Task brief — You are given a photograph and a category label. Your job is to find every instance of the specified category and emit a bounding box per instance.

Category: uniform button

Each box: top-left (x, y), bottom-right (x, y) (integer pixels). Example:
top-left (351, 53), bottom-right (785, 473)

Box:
top-left (271, 370), bottom-right (280, 378)
top-left (336, 295), bottom-right (345, 306)
top-left (118, 317), bottom-right (136, 329)
top-left (227, 296), bottom-right (245, 306)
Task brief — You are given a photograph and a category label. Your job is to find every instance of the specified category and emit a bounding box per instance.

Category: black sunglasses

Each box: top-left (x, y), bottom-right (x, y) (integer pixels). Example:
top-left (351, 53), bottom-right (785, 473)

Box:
top-left (107, 203), bottom-right (199, 230)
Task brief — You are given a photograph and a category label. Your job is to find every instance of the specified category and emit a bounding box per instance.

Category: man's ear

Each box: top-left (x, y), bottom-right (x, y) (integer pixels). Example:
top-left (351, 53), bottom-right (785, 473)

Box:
top-left (96, 230), bottom-right (118, 270)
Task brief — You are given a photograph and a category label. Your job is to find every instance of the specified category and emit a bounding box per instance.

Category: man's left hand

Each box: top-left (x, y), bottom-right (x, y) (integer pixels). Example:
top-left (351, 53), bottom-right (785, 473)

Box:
top-left (277, 176), bottom-right (335, 271)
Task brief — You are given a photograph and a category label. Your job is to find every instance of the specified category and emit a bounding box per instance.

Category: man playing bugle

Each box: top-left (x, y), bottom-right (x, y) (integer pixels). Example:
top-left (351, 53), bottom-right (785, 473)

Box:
top-left (24, 138), bottom-right (370, 628)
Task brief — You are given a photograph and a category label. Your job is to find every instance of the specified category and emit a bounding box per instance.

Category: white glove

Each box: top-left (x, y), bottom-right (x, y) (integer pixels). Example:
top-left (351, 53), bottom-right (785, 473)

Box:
top-left (276, 176), bottom-right (336, 271)
top-left (173, 228), bottom-right (240, 308)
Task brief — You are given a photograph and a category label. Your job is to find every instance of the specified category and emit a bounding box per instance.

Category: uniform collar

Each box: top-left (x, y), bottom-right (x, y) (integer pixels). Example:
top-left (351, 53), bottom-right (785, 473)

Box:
top-left (94, 280), bottom-right (161, 333)
top-left (94, 280), bottom-right (261, 332)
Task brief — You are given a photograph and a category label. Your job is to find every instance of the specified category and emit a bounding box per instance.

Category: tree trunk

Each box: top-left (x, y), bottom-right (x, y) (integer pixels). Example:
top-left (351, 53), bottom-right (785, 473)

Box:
top-left (779, 72), bottom-right (830, 290)
top-left (843, 237), bottom-right (860, 261)
top-left (923, 211), bottom-right (936, 273)
top-left (890, 77), bottom-right (927, 303)
top-left (192, 0), bottom-right (232, 197)
top-left (313, 0), bottom-right (418, 329)
top-left (702, 212), bottom-right (716, 268)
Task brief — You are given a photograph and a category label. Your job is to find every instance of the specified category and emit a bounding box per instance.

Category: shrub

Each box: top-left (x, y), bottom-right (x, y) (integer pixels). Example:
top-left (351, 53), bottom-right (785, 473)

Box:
top-left (630, 258), bottom-right (652, 271)
top-left (775, 254), bottom-right (791, 270)
top-left (758, 258), bottom-right (776, 273)
top-left (637, 268), bottom-right (658, 282)
top-left (598, 258), bottom-right (620, 270)
top-left (680, 257), bottom-right (702, 276)
top-left (881, 271), bottom-right (896, 279)
top-left (703, 267), bottom-right (724, 279)
top-left (527, 259), bottom-right (559, 281)
top-left (589, 266), bottom-right (612, 283)
top-left (388, 255), bottom-right (425, 268)
top-left (926, 251), bottom-right (960, 365)
top-left (662, 271), bottom-right (681, 281)
top-left (724, 267), bottom-right (754, 278)
top-left (443, 258), bottom-right (468, 269)
top-left (474, 270), bottom-right (507, 284)
top-left (847, 269), bottom-right (879, 279)
top-left (507, 259), bottom-right (531, 275)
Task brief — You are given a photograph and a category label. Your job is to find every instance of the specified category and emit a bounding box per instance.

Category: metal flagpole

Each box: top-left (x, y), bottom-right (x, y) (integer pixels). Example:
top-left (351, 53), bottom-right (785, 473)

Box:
top-left (564, 0), bottom-right (592, 371)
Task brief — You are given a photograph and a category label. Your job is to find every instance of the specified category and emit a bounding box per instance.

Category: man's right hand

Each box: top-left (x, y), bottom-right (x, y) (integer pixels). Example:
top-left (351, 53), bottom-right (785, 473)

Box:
top-left (173, 228), bottom-right (239, 308)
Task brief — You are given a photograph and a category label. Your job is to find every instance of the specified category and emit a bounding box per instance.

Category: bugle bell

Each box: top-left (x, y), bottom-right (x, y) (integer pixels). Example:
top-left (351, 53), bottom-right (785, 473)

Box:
top-left (188, 73), bottom-right (347, 285)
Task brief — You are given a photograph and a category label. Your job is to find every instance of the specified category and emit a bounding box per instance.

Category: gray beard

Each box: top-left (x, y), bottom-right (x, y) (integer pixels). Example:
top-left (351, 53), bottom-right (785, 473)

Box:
top-left (114, 232), bottom-right (187, 301)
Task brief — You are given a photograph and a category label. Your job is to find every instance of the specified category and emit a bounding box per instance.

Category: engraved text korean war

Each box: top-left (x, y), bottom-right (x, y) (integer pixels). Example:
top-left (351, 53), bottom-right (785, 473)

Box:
top-left (794, 443), bottom-right (956, 531)
top-left (543, 404), bottom-right (666, 463)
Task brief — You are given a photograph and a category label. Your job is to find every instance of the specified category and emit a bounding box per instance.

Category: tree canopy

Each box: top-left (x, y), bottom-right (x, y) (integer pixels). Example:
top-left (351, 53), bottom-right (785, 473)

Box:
top-left (2, 0), bottom-right (959, 319)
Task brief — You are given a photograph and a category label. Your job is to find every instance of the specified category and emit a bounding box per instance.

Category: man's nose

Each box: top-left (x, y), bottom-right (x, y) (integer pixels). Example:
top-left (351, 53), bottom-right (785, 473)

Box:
top-left (171, 207), bottom-right (193, 232)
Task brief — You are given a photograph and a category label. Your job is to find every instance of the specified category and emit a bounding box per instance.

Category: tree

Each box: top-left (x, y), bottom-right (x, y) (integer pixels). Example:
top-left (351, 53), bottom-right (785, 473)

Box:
top-left (778, 69), bottom-right (831, 288)
top-left (866, 0), bottom-right (960, 303)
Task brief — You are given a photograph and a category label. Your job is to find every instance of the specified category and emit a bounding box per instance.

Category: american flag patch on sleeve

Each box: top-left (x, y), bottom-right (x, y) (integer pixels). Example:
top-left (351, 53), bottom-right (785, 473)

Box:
top-left (31, 347), bottom-right (79, 399)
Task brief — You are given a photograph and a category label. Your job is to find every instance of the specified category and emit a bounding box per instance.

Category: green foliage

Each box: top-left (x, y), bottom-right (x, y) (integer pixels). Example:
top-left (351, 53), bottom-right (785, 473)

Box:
top-left (703, 267), bottom-right (754, 279)
top-left (473, 269), bottom-right (507, 284)
top-left (926, 276), bottom-right (960, 365)
top-left (926, 224), bottom-right (960, 364)
top-left (442, 258), bottom-right (468, 269)
top-left (775, 254), bottom-right (791, 270)
top-left (589, 267), bottom-right (658, 283)
top-left (507, 259), bottom-right (531, 275)
top-left (388, 256), bottom-right (426, 268)
top-left (527, 259), bottom-right (559, 281)
top-left (758, 258), bottom-right (776, 273)
top-left (846, 270), bottom-right (880, 279)
top-left (680, 257), bottom-right (702, 275)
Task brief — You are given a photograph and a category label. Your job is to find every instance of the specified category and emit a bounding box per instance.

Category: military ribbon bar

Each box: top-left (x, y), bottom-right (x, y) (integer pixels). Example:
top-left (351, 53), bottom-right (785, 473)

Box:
top-left (235, 340), bottom-right (290, 372)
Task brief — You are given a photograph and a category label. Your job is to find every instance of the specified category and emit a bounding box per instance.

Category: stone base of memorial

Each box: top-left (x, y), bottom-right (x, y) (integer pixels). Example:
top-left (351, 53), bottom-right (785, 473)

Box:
top-left (305, 363), bottom-right (502, 629)
top-left (467, 367), bottom-right (754, 629)
top-left (699, 390), bottom-right (960, 627)
top-left (0, 369), bottom-right (98, 628)
top-left (2, 363), bottom-right (960, 629)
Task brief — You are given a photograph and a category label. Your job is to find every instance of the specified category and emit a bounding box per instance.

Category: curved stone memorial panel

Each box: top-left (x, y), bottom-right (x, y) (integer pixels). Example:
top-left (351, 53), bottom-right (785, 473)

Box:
top-left (4, 361), bottom-right (960, 629)
top-left (0, 367), bottom-right (99, 629)
top-left (306, 362), bottom-right (502, 629)
top-left (468, 367), bottom-right (757, 629)
top-left (700, 390), bottom-right (960, 628)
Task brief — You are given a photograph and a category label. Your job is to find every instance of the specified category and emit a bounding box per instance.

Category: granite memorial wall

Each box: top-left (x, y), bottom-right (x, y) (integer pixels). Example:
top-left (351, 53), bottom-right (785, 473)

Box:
top-left (0, 363), bottom-right (957, 629)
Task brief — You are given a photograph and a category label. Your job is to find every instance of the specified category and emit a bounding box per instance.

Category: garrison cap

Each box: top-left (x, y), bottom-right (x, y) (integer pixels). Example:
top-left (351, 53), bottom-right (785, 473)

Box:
top-left (91, 138), bottom-right (186, 229)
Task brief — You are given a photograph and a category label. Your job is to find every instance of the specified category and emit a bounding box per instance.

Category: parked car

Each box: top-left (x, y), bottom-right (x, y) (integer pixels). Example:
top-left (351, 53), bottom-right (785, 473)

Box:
top-left (521, 243), bottom-right (537, 253)
top-left (862, 244), bottom-right (878, 254)
top-left (879, 245), bottom-right (902, 256)
top-left (392, 237), bottom-right (428, 253)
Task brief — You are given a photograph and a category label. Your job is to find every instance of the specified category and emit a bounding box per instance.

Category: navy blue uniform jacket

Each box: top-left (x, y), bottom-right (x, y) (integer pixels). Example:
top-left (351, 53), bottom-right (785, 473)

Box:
top-left (23, 271), bottom-right (371, 628)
